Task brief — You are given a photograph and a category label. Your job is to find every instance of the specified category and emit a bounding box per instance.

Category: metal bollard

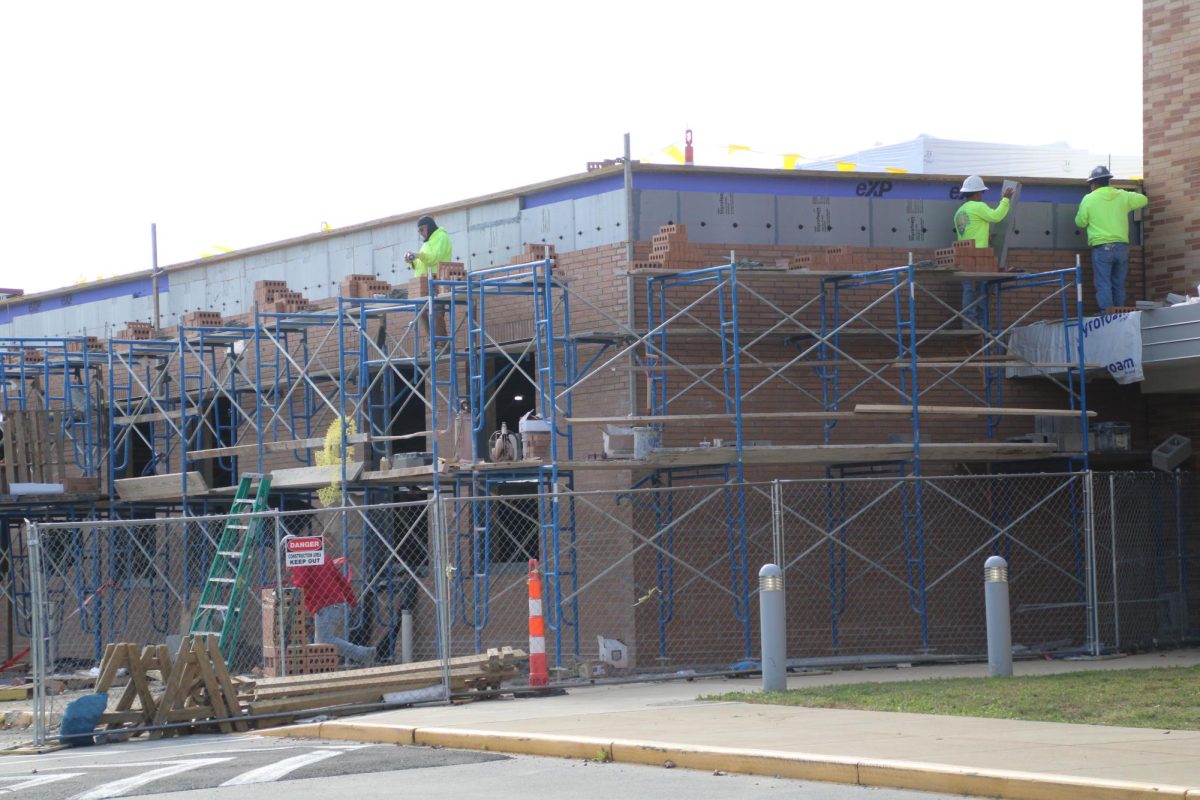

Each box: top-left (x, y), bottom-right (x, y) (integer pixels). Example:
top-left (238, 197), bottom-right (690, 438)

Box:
top-left (759, 564), bottom-right (787, 692)
top-left (984, 555), bottom-right (1012, 677)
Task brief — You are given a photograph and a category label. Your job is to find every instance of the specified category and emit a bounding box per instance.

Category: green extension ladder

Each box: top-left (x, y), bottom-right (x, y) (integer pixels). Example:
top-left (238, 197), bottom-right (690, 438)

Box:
top-left (190, 473), bottom-right (272, 662)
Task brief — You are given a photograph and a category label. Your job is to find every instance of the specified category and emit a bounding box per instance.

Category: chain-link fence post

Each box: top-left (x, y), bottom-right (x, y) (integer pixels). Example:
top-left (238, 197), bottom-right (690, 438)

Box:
top-left (432, 492), bottom-right (452, 701)
top-left (25, 520), bottom-right (47, 747)
top-left (1083, 470), bottom-right (1100, 656)
top-left (1108, 472), bottom-right (1120, 651)
top-left (771, 479), bottom-right (784, 568)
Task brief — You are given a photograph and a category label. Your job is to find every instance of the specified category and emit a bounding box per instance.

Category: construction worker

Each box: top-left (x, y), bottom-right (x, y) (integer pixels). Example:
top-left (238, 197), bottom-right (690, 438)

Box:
top-left (289, 549), bottom-right (375, 666)
top-left (954, 176), bottom-right (1014, 328)
top-left (1075, 166), bottom-right (1148, 313)
top-left (404, 215), bottom-right (452, 278)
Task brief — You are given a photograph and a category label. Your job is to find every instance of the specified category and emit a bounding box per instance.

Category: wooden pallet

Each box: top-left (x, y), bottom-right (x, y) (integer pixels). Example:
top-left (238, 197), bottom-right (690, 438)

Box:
top-left (1, 409), bottom-right (66, 486)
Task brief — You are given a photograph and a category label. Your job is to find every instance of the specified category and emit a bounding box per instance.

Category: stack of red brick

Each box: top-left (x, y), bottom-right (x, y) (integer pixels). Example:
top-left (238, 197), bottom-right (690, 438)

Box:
top-left (512, 244), bottom-right (556, 266)
top-left (436, 261), bottom-right (468, 281)
top-left (116, 321), bottom-right (154, 340)
top-left (631, 224), bottom-right (710, 272)
top-left (5, 348), bottom-right (45, 364)
top-left (180, 310), bottom-right (224, 327)
top-left (933, 240), bottom-right (1000, 272)
top-left (261, 588), bottom-right (338, 676)
top-left (254, 280), bottom-right (310, 313)
top-left (338, 274), bottom-right (393, 299)
top-left (781, 247), bottom-right (881, 271)
top-left (66, 336), bottom-right (106, 353)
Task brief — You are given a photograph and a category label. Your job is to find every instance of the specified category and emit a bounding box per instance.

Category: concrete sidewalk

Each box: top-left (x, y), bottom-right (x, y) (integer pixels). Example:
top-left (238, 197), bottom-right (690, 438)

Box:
top-left (264, 649), bottom-right (1200, 800)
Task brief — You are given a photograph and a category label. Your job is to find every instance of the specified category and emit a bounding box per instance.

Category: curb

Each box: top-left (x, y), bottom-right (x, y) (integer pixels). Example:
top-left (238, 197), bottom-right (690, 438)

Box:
top-left (259, 722), bottom-right (1200, 800)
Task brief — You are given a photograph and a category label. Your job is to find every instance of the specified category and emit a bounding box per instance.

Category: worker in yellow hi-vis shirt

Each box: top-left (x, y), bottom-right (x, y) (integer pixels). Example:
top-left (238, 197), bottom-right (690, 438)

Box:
top-left (953, 175), bottom-right (1014, 328)
top-left (1075, 166), bottom-right (1148, 313)
top-left (404, 215), bottom-right (453, 278)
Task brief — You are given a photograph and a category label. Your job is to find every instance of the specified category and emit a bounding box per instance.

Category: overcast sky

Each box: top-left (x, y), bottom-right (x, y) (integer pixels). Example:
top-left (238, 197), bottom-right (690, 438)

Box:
top-left (1, 0), bottom-right (1142, 294)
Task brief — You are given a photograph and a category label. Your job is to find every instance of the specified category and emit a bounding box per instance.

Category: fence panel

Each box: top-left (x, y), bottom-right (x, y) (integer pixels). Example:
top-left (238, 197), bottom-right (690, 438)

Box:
top-left (1092, 471), bottom-right (1198, 651)
top-left (28, 498), bottom-right (443, 742)
top-left (777, 472), bottom-right (1094, 658)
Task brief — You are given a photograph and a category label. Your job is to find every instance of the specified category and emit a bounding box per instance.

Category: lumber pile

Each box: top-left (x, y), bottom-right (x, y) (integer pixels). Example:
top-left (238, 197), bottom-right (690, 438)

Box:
top-left (243, 647), bottom-right (527, 718)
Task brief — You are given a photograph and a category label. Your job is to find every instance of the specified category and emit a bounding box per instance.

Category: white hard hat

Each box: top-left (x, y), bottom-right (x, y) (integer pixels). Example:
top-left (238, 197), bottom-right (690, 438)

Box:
top-left (960, 175), bottom-right (988, 193)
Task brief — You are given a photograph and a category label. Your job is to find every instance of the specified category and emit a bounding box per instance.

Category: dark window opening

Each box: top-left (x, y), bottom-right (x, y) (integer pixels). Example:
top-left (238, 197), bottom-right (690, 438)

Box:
top-left (368, 366), bottom-right (426, 463)
top-left (203, 395), bottom-right (237, 489)
top-left (480, 354), bottom-right (536, 456)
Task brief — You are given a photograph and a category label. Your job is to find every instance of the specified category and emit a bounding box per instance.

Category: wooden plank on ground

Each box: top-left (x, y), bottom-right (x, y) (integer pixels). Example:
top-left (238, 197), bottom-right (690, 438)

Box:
top-left (854, 404), bottom-right (1097, 418)
top-left (115, 472), bottom-right (211, 501)
top-left (252, 648), bottom-right (524, 690)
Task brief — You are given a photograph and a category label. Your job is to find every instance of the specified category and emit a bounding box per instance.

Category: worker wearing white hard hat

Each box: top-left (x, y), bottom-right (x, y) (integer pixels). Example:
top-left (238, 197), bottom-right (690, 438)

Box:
top-left (954, 176), bottom-right (1014, 329)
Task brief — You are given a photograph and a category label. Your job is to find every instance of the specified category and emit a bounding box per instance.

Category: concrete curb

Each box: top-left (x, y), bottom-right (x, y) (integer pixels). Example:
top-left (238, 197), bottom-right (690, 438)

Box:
top-left (260, 721), bottom-right (1200, 800)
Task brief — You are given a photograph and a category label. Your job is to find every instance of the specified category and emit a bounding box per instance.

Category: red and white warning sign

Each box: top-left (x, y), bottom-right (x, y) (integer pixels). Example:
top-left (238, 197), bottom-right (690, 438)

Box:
top-left (284, 536), bottom-right (325, 568)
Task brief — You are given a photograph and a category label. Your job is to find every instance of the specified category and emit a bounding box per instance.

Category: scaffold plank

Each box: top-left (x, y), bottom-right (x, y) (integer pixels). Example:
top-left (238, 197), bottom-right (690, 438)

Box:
top-left (565, 412), bottom-right (853, 425)
top-left (270, 461), bottom-right (364, 489)
top-left (855, 404), bottom-right (1097, 418)
top-left (115, 471), bottom-right (211, 501)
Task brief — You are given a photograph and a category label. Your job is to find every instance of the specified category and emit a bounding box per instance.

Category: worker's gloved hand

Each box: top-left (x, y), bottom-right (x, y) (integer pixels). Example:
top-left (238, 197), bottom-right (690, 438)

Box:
top-left (403, 251), bottom-right (415, 264)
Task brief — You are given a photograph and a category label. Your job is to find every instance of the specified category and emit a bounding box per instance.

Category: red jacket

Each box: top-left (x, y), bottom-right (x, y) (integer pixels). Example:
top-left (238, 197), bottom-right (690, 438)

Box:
top-left (289, 558), bottom-right (356, 615)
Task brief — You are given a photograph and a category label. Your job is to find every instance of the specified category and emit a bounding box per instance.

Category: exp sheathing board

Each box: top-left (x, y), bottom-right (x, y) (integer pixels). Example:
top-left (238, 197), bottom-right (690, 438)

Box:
top-left (630, 186), bottom-right (1078, 254)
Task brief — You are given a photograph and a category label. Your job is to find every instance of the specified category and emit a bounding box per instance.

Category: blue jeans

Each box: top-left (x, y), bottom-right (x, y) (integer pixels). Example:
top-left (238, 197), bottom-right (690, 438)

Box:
top-left (314, 603), bottom-right (373, 664)
top-left (1091, 242), bottom-right (1129, 310)
top-left (961, 281), bottom-right (985, 329)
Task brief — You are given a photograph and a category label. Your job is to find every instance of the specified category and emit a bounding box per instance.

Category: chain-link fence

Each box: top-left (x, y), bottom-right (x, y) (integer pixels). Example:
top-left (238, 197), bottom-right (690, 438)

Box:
top-left (18, 470), bottom-right (1199, 744)
top-left (24, 498), bottom-right (444, 743)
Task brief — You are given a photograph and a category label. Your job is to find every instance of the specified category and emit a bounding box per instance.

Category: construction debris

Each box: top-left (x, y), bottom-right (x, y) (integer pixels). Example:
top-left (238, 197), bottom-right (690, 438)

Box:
top-left (75, 640), bottom-right (526, 740)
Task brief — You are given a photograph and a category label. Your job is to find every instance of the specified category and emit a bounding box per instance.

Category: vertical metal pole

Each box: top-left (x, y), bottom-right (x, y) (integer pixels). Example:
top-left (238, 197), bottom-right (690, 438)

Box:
top-left (758, 564), bottom-right (786, 692)
top-left (432, 493), bottom-right (452, 701)
top-left (26, 521), bottom-right (47, 746)
top-left (984, 556), bottom-right (1012, 677)
top-left (151, 223), bottom-right (161, 331)
top-left (401, 609), bottom-right (413, 664)
top-left (771, 479), bottom-right (784, 568)
top-left (623, 133), bottom-right (634, 264)
top-left (1109, 473), bottom-right (1120, 651)
top-left (274, 514), bottom-right (287, 678)
top-left (1084, 470), bottom-right (1100, 655)
top-left (624, 133), bottom-right (638, 417)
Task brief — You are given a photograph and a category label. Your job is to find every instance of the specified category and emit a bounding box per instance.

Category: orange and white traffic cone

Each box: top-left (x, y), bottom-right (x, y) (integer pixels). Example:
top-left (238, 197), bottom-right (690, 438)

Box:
top-left (528, 558), bottom-right (549, 687)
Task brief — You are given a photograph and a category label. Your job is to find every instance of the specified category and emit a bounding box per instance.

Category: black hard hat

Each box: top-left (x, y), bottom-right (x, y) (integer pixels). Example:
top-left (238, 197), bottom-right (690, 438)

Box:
top-left (417, 215), bottom-right (436, 229)
top-left (1087, 165), bottom-right (1113, 183)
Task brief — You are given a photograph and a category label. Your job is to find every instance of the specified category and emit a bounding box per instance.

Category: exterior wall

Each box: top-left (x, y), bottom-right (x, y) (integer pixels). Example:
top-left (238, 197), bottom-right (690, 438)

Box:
top-left (1143, 0), bottom-right (1200, 445)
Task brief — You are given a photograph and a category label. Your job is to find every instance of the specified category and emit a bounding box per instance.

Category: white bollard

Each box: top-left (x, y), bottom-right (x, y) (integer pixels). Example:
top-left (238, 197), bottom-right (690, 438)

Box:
top-left (401, 608), bottom-right (413, 664)
top-left (758, 563), bottom-right (787, 692)
top-left (984, 556), bottom-right (1013, 677)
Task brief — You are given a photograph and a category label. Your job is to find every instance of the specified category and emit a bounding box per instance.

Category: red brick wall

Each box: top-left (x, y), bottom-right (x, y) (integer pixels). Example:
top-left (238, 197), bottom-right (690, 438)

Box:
top-left (1143, 0), bottom-right (1200, 447)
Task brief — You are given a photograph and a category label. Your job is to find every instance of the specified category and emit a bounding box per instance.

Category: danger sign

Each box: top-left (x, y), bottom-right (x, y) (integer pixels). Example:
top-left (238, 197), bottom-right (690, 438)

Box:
top-left (284, 536), bottom-right (325, 568)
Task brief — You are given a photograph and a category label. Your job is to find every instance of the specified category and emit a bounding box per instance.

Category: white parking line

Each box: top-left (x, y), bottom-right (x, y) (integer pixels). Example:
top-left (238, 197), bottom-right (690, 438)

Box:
top-left (69, 757), bottom-right (233, 800)
top-left (219, 749), bottom-right (343, 785)
top-left (0, 774), bottom-right (83, 793)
